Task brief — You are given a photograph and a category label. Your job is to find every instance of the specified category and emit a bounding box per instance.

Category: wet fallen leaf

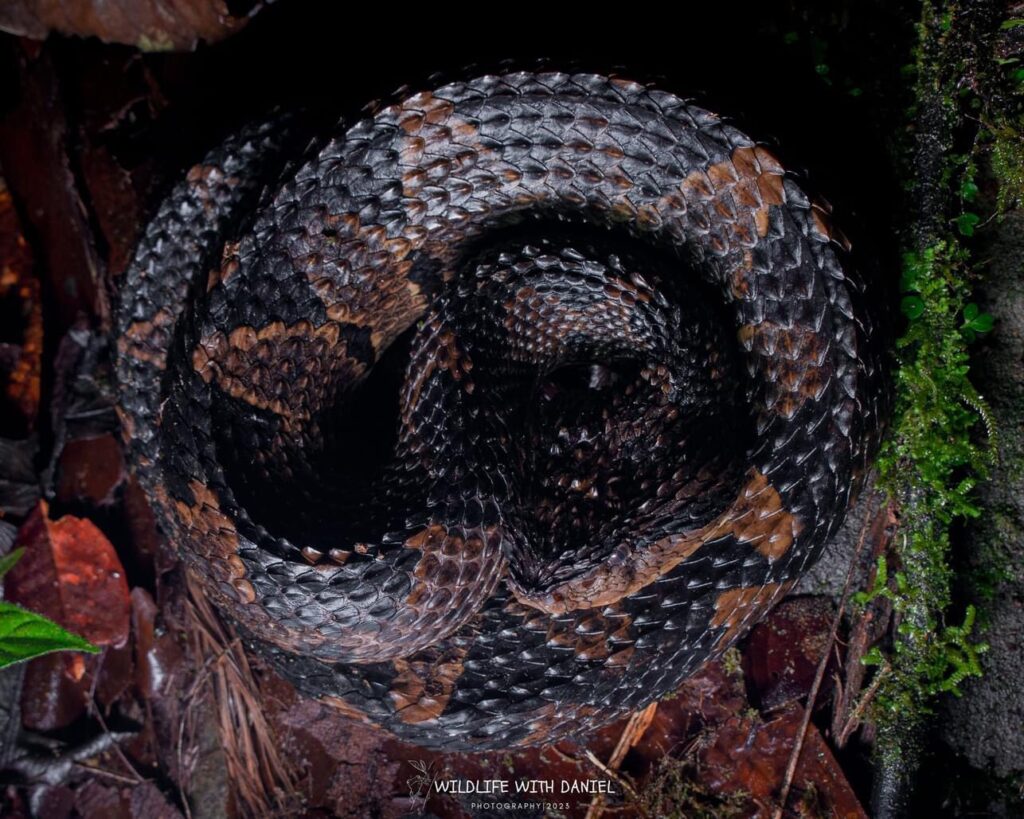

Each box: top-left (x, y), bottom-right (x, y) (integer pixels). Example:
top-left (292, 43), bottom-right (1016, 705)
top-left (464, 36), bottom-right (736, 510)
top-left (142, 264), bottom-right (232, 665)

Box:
top-left (19, 651), bottom-right (88, 730)
top-left (74, 780), bottom-right (131, 819)
top-left (0, 0), bottom-right (262, 51)
top-left (55, 434), bottom-right (125, 506)
top-left (628, 658), bottom-right (749, 763)
top-left (121, 477), bottom-right (169, 584)
top-left (700, 704), bottom-right (867, 818)
top-left (93, 638), bottom-right (134, 711)
top-left (27, 784), bottom-right (74, 819)
top-left (77, 144), bottom-right (143, 279)
top-left (743, 596), bottom-right (840, 711)
top-left (4, 502), bottom-right (129, 730)
top-left (130, 588), bottom-right (182, 701)
top-left (5, 502), bottom-right (130, 649)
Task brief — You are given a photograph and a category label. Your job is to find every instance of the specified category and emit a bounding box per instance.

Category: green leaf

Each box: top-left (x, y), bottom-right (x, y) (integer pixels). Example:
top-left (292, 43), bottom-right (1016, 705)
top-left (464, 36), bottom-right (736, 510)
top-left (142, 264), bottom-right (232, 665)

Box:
top-left (967, 313), bottom-right (994, 334)
top-left (960, 179), bottom-right (979, 202)
top-left (0, 602), bottom-right (98, 669)
top-left (0, 547), bottom-right (24, 581)
top-left (999, 18), bottom-right (1024, 30)
top-left (961, 304), bottom-right (994, 336)
top-left (901, 295), bottom-right (925, 319)
top-left (955, 212), bottom-right (980, 237)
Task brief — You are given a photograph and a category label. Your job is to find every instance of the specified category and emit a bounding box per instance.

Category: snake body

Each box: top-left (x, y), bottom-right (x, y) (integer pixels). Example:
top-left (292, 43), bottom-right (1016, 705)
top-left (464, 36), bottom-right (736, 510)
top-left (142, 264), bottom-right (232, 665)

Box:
top-left (115, 71), bottom-right (880, 749)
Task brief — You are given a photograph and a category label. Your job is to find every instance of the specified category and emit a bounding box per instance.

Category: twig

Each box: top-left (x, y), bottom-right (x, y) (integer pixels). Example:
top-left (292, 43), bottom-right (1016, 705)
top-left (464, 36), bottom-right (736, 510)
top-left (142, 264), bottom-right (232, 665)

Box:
top-left (772, 495), bottom-right (878, 819)
top-left (72, 762), bottom-right (141, 785)
top-left (545, 745), bottom-right (583, 767)
top-left (831, 502), bottom-right (896, 745)
top-left (88, 694), bottom-right (145, 785)
top-left (584, 751), bottom-right (642, 809)
top-left (584, 702), bottom-right (657, 819)
top-left (7, 729), bottom-right (136, 786)
top-left (838, 662), bottom-right (892, 747)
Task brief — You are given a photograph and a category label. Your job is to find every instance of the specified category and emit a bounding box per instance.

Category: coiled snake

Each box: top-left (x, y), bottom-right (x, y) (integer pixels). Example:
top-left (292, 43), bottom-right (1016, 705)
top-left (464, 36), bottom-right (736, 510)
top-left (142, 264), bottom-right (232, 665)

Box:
top-left (115, 71), bottom-right (880, 750)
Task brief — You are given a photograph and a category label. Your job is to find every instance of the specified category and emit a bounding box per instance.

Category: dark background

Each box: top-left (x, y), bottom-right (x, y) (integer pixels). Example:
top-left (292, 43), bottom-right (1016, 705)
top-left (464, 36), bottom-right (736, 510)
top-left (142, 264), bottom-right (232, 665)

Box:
top-left (6, 0), bottom-right (914, 282)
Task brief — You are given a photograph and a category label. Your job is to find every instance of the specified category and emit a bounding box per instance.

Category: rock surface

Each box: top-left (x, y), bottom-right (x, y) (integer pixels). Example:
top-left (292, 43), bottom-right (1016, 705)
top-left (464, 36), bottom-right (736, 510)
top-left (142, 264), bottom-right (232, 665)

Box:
top-left (943, 210), bottom-right (1024, 777)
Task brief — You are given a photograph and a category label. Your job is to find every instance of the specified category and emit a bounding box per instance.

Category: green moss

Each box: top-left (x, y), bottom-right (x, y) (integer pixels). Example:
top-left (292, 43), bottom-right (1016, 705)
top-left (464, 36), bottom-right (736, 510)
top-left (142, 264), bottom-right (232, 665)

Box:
top-left (989, 17), bottom-right (1024, 214)
top-left (871, 239), bottom-right (992, 746)
top-left (991, 125), bottom-right (1024, 214)
top-left (720, 647), bottom-right (743, 679)
top-left (882, 243), bottom-right (991, 514)
top-left (858, 2), bottom-right (1022, 767)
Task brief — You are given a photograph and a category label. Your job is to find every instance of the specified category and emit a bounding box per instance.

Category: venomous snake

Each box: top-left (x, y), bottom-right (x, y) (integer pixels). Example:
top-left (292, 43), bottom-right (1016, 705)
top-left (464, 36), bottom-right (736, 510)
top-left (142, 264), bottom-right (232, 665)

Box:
top-left (115, 70), bottom-right (881, 750)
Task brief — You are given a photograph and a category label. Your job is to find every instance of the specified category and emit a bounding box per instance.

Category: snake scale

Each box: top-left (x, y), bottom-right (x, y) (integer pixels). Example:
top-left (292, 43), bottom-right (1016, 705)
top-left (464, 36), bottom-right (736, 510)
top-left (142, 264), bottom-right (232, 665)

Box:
top-left (115, 70), bottom-right (881, 750)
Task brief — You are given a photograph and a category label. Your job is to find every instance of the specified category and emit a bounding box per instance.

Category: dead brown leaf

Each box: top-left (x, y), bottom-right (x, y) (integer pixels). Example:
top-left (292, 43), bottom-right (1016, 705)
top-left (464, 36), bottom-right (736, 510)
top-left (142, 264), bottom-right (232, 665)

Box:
top-left (701, 705), bottom-right (867, 818)
top-left (0, 0), bottom-right (262, 51)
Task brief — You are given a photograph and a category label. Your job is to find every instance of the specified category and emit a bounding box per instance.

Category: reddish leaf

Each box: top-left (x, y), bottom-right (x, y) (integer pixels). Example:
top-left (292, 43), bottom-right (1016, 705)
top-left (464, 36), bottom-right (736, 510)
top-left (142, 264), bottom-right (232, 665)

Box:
top-left (0, 0), bottom-right (262, 51)
top-left (5, 503), bottom-right (130, 730)
top-left (74, 781), bottom-right (131, 819)
top-left (700, 704), bottom-right (867, 817)
top-left (131, 587), bottom-right (183, 701)
top-left (55, 433), bottom-right (125, 506)
top-left (78, 145), bottom-right (143, 278)
top-left (19, 652), bottom-right (86, 731)
top-left (743, 596), bottom-right (840, 710)
top-left (122, 477), bottom-right (170, 583)
top-left (6, 501), bottom-right (130, 649)
top-left (94, 639), bottom-right (135, 710)
top-left (629, 660), bottom-right (750, 763)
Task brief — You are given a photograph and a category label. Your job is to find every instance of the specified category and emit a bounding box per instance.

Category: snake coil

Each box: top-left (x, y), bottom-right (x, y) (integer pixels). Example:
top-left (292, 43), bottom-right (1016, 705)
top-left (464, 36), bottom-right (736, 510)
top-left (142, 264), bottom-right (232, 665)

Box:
top-left (116, 71), bottom-right (880, 749)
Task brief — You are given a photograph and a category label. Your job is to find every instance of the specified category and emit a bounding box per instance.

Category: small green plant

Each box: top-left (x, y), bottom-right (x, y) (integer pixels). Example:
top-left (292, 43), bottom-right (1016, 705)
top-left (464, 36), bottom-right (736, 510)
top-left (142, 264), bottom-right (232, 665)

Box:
top-left (856, 556), bottom-right (987, 702)
top-left (721, 647), bottom-right (743, 679)
top-left (0, 548), bottom-right (98, 669)
top-left (961, 303), bottom-right (994, 341)
top-left (954, 211), bottom-right (981, 236)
